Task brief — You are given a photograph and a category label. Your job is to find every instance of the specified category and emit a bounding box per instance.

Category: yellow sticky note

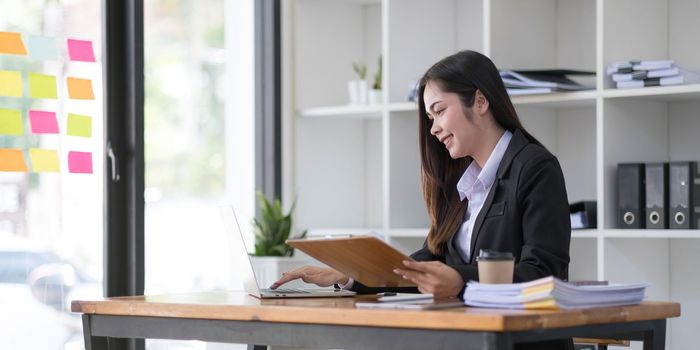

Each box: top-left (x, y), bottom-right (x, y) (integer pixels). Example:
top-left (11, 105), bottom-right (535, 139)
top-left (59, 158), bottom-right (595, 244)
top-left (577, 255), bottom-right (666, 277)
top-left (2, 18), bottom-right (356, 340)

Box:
top-left (66, 77), bottom-right (94, 100)
top-left (0, 32), bottom-right (27, 55)
top-left (0, 109), bottom-right (23, 135)
top-left (29, 73), bottom-right (57, 99)
top-left (67, 113), bottom-right (92, 138)
top-left (29, 148), bottom-right (60, 173)
top-left (0, 70), bottom-right (22, 97)
top-left (0, 149), bottom-right (28, 172)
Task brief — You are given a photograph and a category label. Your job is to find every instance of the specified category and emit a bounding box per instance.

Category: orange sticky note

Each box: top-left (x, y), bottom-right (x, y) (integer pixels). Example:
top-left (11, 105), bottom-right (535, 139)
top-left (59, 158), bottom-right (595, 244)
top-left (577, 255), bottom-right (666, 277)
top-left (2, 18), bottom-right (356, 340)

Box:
top-left (66, 77), bottom-right (95, 100)
top-left (0, 149), bottom-right (28, 172)
top-left (29, 148), bottom-right (60, 173)
top-left (0, 32), bottom-right (27, 55)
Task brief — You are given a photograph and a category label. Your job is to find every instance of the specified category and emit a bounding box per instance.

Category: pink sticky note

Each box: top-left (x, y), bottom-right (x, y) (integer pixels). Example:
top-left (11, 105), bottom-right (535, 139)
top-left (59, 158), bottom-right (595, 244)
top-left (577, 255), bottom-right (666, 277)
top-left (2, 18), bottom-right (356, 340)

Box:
top-left (68, 151), bottom-right (93, 174)
top-left (67, 39), bottom-right (95, 62)
top-left (28, 110), bottom-right (59, 134)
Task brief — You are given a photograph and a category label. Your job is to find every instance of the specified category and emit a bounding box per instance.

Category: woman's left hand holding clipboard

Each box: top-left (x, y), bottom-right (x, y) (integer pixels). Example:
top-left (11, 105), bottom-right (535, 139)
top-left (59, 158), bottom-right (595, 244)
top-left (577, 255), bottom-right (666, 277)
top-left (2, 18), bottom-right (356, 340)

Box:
top-left (393, 260), bottom-right (464, 299)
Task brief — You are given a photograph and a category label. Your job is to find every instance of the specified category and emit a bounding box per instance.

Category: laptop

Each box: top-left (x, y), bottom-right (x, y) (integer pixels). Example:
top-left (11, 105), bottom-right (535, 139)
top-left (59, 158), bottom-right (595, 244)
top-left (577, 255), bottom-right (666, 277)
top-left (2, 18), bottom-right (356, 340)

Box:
top-left (220, 205), bottom-right (356, 299)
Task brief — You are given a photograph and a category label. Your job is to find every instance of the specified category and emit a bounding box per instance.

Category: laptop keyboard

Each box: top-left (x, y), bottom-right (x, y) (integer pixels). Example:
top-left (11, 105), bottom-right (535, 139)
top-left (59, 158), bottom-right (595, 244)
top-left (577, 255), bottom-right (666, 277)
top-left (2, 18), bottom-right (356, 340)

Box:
top-left (261, 288), bottom-right (311, 294)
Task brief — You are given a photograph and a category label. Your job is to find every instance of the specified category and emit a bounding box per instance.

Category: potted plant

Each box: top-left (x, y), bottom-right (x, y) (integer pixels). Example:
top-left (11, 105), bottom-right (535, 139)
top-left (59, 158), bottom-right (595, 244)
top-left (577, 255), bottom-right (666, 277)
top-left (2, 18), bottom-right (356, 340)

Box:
top-left (249, 191), bottom-right (308, 288)
top-left (369, 55), bottom-right (383, 105)
top-left (348, 61), bottom-right (368, 104)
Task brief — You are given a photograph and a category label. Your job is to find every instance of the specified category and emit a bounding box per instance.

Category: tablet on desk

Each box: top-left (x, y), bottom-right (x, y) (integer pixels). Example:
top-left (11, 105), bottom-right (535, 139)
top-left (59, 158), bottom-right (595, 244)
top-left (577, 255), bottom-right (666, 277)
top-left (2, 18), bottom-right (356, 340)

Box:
top-left (377, 293), bottom-right (433, 302)
top-left (355, 298), bottom-right (464, 310)
top-left (286, 235), bottom-right (416, 287)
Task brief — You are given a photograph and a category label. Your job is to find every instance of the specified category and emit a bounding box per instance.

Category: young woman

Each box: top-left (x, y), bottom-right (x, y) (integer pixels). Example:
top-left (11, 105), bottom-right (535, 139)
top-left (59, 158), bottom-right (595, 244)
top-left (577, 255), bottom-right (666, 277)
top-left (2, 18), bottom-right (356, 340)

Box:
top-left (273, 51), bottom-right (571, 338)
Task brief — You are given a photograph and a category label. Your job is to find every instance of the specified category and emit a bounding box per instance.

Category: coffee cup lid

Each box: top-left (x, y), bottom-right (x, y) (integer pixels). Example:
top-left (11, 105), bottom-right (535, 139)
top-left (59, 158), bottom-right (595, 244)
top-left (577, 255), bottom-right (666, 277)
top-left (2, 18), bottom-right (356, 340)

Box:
top-left (476, 249), bottom-right (514, 261)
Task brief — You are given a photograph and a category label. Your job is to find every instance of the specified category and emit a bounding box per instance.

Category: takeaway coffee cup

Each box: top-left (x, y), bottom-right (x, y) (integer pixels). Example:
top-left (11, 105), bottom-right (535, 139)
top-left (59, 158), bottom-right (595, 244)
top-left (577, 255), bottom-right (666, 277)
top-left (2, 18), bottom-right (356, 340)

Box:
top-left (476, 249), bottom-right (514, 284)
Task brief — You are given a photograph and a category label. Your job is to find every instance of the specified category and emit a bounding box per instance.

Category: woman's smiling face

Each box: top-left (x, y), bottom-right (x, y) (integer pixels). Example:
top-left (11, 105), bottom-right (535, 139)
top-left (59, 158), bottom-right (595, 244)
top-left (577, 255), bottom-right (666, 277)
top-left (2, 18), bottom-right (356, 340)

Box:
top-left (423, 81), bottom-right (480, 159)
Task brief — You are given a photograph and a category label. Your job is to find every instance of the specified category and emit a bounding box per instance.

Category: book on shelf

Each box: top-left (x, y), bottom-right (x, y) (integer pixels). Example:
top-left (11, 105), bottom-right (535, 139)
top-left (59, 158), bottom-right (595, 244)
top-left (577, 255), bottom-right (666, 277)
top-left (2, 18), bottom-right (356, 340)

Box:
top-left (608, 59), bottom-right (700, 89)
top-left (463, 276), bottom-right (647, 310)
top-left (612, 67), bottom-right (679, 82)
top-left (500, 69), bottom-right (595, 95)
top-left (616, 75), bottom-right (684, 89)
top-left (606, 60), bottom-right (674, 75)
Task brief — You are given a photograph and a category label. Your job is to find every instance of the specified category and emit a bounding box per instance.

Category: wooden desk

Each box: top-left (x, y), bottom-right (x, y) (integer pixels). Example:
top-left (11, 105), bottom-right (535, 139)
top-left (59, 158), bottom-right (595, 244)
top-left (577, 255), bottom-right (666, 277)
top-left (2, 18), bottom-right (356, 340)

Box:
top-left (71, 292), bottom-right (680, 350)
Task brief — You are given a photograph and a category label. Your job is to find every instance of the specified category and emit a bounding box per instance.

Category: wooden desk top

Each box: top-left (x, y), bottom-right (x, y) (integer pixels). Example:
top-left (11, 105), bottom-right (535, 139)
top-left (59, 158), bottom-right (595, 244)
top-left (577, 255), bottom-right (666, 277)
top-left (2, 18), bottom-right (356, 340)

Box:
top-left (71, 292), bottom-right (680, 332)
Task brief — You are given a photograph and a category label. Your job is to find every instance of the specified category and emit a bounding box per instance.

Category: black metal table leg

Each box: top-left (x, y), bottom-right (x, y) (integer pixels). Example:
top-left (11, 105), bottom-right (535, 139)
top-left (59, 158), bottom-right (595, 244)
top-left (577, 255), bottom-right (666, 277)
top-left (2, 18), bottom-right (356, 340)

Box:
top-left (643, 319), bottom-right (666, 350)
top-left (83, 315), bottom-right (109, 350)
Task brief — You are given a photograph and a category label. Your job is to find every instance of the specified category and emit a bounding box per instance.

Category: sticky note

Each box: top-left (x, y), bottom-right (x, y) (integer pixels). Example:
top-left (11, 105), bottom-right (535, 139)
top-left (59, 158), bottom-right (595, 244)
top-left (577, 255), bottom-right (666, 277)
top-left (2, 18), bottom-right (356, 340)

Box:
top-left (29, 73), bottom-right (58, 99)
top-left (28, 110), bottom-right (59, 134)
top-left (0, 109), bottom-right (23, 136)
top-left (66, 77), bottom-right (95, 100)
top-left (67, 113), bottom-right (91, 137)
top-left (28, 35), bottom-right (58, 61)
top-left (0, 70), bottom-right (22, 97)
top-left (68, 151), bottom-right (92, 174)
top-left (0, 32), bottom-right (27, 55)
top-left (67, 38), bottom-right (95, 62)
top-left (29, 148), bottom-right (60, 173)
top-left (0, 149), bottom-right (28, 172)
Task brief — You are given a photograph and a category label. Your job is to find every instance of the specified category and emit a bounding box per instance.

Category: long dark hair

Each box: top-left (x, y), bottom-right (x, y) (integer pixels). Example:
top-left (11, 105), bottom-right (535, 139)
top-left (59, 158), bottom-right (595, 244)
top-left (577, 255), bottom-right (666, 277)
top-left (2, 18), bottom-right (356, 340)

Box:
top-left (417, 50), bottom-right (541, 254)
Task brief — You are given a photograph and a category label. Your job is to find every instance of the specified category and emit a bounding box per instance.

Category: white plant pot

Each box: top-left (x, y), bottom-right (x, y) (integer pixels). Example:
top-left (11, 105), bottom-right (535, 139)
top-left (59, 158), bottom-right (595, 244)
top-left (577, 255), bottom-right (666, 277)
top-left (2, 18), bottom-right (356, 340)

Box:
top-left (368, 89), bottom-right (383, 105)
top-left (249, 255), bottom-right (308, 288)
top-left (347, 79), bottom-right (368, 105)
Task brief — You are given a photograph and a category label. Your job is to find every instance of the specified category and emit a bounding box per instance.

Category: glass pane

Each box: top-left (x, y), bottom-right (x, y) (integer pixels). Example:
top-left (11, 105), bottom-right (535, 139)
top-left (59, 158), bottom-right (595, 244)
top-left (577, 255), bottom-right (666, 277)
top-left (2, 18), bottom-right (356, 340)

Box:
top-left (145, 0), bottom-right (226, 293)
top-left (0, 1), bottom-right (104, 349)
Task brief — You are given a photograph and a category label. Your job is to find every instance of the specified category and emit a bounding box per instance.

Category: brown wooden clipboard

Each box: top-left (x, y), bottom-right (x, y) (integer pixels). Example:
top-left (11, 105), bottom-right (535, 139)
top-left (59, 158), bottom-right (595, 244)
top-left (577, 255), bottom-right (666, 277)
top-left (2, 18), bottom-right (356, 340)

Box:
top-left (286, 235), bottom-right (416, 287)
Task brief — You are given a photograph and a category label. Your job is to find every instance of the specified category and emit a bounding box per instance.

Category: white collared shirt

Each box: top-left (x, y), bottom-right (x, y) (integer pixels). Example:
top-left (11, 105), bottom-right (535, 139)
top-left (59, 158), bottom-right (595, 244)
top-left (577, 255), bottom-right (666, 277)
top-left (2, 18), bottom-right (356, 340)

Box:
top-left (455, 130), bottom-right (513, 263)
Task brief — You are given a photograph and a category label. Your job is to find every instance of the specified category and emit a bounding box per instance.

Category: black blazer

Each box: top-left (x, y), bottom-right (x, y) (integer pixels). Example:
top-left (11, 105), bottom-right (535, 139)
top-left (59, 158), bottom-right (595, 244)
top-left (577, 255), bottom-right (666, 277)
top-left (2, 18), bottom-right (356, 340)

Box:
top-left (350, 129), bottom-right (573, 350)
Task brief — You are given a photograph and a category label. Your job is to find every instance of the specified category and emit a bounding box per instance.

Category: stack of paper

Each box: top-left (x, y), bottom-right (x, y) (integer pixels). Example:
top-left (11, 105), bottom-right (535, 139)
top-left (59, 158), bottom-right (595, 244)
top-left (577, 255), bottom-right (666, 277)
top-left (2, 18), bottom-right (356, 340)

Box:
top-left (606, 60), bottom-right (699, 89)
top-left (463, 276), bottom-right (647, 310)
top-left (499, 69), bottom-right (595, 96)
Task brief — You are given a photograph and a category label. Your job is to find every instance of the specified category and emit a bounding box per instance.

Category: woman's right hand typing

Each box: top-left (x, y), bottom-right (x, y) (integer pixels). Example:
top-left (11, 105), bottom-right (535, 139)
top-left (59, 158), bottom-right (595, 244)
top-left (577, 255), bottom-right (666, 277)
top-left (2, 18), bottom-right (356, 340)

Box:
top-left (269, 266), bottom-right (349, 289)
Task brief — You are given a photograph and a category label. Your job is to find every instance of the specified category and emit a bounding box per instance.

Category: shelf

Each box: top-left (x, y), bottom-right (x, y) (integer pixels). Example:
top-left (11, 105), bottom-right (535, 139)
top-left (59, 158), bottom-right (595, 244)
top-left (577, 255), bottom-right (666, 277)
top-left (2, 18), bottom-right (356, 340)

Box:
top-left (510, 90), bottom-right (597, 108)
top-left (603, 229), bottom-right (700, 239)
top-left (387, 102), bottom-right (418, 112)
top-left (298, 105), bottom-right (383, 119)
top-left (298, 84), bottom-right (700, 119)
top-left (571, 229), bottom-right (598, 238)
top-left (602, 83), bottom-right (700, 101)
top-left (387, 228), bottom-right (428, 238)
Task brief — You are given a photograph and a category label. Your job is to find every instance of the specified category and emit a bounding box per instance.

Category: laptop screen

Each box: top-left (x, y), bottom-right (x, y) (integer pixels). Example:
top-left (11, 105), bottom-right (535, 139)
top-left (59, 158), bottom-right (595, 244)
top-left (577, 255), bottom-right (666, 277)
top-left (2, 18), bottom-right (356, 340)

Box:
top-left (219, 205), bottom-right (262, 297)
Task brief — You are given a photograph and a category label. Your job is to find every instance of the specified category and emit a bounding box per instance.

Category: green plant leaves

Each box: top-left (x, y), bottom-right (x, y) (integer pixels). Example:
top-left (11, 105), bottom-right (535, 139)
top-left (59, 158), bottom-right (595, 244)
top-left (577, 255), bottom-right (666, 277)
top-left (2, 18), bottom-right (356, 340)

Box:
top-left (253, 191), bottom-right (307, 257)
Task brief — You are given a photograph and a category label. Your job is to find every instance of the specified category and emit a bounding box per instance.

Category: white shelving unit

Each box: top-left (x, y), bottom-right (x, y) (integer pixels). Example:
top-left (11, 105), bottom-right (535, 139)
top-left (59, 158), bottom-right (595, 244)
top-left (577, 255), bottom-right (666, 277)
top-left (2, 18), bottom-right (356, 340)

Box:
top-left (282, 1), bottom-right (700, 348)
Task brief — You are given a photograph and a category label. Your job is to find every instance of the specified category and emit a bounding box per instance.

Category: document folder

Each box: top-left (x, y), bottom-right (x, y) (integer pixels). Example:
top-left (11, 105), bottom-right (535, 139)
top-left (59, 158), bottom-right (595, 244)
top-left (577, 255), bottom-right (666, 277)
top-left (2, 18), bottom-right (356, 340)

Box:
top-left (618, 163), bottom-right (645, 228)
top-left (287, 235), bottom-right (416, 287)
top-left (645, 163), bottom-right (669, 229)
top-left (669, 161), bottom-right (699, 229)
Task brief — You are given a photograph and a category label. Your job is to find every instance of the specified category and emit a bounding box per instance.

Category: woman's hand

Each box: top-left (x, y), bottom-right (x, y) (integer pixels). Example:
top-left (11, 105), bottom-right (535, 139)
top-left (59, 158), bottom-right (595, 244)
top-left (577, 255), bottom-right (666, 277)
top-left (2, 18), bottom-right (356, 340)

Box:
top-left (270, 266), bottom-right (349, 289)
top-left (393, 260), bottom-right (464, 298)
